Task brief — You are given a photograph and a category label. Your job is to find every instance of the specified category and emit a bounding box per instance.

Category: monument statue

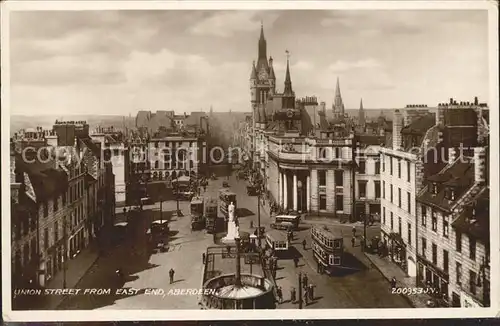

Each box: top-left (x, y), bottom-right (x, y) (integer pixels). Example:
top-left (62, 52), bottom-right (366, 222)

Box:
top-left (222, 202), bottom-right (239, 244)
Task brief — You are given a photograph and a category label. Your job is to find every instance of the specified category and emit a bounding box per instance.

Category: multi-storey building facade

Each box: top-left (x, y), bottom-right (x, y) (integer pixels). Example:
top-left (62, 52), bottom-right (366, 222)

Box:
top-left (11, 121), bottom-right (115, 302)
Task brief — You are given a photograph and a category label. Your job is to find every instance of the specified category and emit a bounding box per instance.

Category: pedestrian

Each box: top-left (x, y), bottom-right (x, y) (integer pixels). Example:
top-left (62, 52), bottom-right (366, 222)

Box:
top-left (203, 185), bottom-right (207, 192)
top-left (351, 236), bottom-right (356, 247)
top-left (308, 283), bottom-right (315, 301)
top-left (302, 239), bottom-right (307, 250)
top-left (290, 287), bottom-right (297, 303)
top-left (169, 268), bottom-right (175, 284)
top-left (250, 220), bottom-right (254, 229)
top-left (302, 273), bottom-right (308, 288)
top-left (304, 287), bottom-right (309, 305)
top-left (352, 225), bottom-right (357, 237)
top-left (226, 246), bottom-right (231, 254)
top-left (290, 231), bottom-right (294, 241)
top-left (391, 276), bottom-right (397, 289)
top-left (202, 252), bottom-right (206, 264)
top-left (293, 256), bottom-right (299, 268)
top-left (213, 233), bottom-right (216, 244)
top-left (276, 286), bottom-right (283, 303)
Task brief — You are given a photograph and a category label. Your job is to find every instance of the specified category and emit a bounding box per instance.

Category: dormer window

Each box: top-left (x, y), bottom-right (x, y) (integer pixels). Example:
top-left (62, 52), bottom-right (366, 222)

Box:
top-left (432, 183), bottom-right (438, 194)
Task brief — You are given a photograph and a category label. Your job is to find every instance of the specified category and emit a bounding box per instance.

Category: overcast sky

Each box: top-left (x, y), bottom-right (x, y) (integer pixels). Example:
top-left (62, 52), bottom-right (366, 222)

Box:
top-left (9, 9), bottom-right (489, 116)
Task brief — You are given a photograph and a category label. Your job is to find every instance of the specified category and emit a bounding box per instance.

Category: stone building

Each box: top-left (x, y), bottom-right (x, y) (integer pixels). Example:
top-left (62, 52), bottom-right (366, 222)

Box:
top-left (10, 121), bottom-right (114, 299)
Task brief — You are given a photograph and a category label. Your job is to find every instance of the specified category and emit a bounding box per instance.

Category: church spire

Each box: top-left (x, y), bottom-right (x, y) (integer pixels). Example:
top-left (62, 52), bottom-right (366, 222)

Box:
top-left (358, 98), bottom-right (365, 127)
top-left (257, 22), bottom-right (267, 67)
top-left (283, 50), bottom-right (293, 95)
top-left (333, 77), bottom-right (344, 117)
top-left (250, 60), bottom-right (257, 79)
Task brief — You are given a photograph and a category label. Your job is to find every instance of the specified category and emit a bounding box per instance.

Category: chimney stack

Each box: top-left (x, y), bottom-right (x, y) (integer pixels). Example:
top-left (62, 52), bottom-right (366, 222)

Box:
top-left (473, 147), bottom-right (486, 183)
top-left (392, 109), bottom-right (403, 149)
top-left (474, 96), bottom-right (479, 106)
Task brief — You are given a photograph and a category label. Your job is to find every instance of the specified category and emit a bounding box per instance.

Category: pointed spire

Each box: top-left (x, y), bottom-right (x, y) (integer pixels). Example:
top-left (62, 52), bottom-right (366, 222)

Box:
top-left (250, 60), bottom-right (257, 79)
top-left (257, 22), bottom-right (267, 65)
top-left (360, 98), bottom-right (364, 110)
top-left (283, 50), bottom-right (293, 95)
top-left (333, 77), bottom-right (344, 117)
top-left (268, 56), bottom-right (275, 79)
top-left (359, 98), bottom-right (365, 127)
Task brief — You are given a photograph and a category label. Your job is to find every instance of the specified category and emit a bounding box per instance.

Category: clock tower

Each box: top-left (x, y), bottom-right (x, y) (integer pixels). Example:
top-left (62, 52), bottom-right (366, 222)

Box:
top-left (250, 23), bottom-right (274, 128)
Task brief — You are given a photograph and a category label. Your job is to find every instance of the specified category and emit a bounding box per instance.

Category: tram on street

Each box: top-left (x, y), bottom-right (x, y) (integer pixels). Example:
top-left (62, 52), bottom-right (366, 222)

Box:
top-left (205, 197), bottom-right (219, 233)
top-left (273, 214), bottom-right (301, 230)
top-left (219, 189), bottom-right (237, 220)
top-left (265, 230), bottom-right (289, 255)
top-left (311, 225), bottom-right (344, 275)
top-left (190, 196), bottom-right (205, 230)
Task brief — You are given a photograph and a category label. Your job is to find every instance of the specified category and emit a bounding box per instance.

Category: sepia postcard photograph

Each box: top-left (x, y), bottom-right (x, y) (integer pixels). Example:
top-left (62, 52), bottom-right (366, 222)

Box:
top-left (1, 0), bottom-right (499, 322)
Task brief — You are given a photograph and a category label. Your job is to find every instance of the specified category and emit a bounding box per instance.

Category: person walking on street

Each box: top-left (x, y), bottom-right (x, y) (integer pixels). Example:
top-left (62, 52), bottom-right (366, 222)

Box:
top-left (304, 287), bottom-right (309, 306)
top-left (351, 236), bottom-right (356, 247)
top-left (293, 256), bottom-right (299, 268)
top-left (352, 225), bottom-right (357, 237)
top-left (302, 239), bottom-right (307, 250)
top-left (203, 184), bottom-right (207, 192)
top-left (290, 287), bottom-right (296, 303)
top-left (202, 252), bottom-right (206, 264)
top-left (276, 286), bottom-right (283, 304)
top-left (391, 276), bottom-right (397, 290)
top-left (302, 273), bottom-right (308, 289)
top-left (308, 283), bottom-right (315, 301)
top-left (169, 268), bottom-right (175, 284)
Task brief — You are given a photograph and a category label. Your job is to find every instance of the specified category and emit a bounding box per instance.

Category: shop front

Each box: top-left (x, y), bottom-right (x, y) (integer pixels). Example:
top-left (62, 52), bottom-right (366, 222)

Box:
top-left (417, 257), bottom-right (450, 305)
top-left (387, 232), bottom-right (407, 274)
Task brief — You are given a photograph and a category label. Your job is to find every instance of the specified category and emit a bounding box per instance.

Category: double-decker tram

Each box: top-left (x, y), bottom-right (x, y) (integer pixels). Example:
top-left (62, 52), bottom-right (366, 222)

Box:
top-left (190, 196), bottom-right (205, 230)
top-left (311, 225), bottom-right (344, 275)
top-left (265, 230), bottom-right (289, 256)
top-left (219, 189), bottom-right (237, 220)
top-left (271, 214), bottom-right (301, 230)
top-left (204, 197), bottom-right (219, 233)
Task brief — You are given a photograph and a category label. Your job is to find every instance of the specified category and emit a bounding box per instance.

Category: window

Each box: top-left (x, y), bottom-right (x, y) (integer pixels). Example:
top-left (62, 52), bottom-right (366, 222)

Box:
top-left (390, 185), bottom-right (393, 203)
top-left (44, 227), bottom-right (49, 250)
top-left (319, 195), bottom-right (327, 210)
top-left (382, 155), bottom-right (385, 172)
top-left (404, 193), bottom-right (410, 214)
top-left (43, 202), bottom-right (48, 217)
top-left (155, 142), bottom-right (159, 148)
top-left (432, 183), bottom-right (438, 194)
top-left (375, 181), bottom-right (381, 199)
top-left (334, 170), bottom-right (343, 186)
top-left (398, 159), bottom-right (401, 178)
top-left (318, 170), bottom-right (326, 186)
top-left (422, 238), bottom-right (427, 258)
top-left (456, 262), bottom-right (462, 285)
top-left (155, 160), bottom-right (159, 169)
top-left (358, 160), bottom-right (366, 174)
top-left (335, 147), bottom-right (341, 158)
top-left (390, 212), bottom-right (394, 230)
top-left (431, 209), bottom-right (437, 231)
top-left (375, 160), bottom-right (380, 174)
top-left (383, 207), bottom-right (386, 225)
top-left (398, 216), bottom-right (402, 235)
top-left (335, 195), bottom-right (344, 211)
top-left (407, 161), bottom-right (411, 182)
top-left (456, 232), bottom-right (462, 252)
top-left (443, 250), bottom-right (449, 273)
top-left (422, 205), bottom-right (427, 226)
top-left (407, 223), bottom-right (412, 247)
top-left (54, 196), bottom-right (58, 212)
top-left (469, 238), bottom-right (476, 261)
top-left (382, 181), bottom-right (386, 199)
top-left (54, 221), bottom-right (59, 242)
top-left (398, 188), bottom-right (402, 208)
top-left (390, 157), bottom-right (393, 175)
top-left (358, 181), bottom-right (367, 198)
top-left (432, 243), bottom-right (437, 265)
top-left (469, 270), bottom-right (477, 295)
top-left (443, 216), bottom-right (449, 238)
top-left (319, 147), bottom-right (328, 159)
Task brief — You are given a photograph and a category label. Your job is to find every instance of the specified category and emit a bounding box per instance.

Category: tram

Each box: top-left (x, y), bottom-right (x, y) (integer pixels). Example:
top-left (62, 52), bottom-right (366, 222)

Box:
top-left (190, 196), bottom-right (205, 230)
top-left (311, 225), bottom-right (344, 275)
top-left (265, 229), bottom-right (289, 256)
top-left (205, 197), bottom-right (219, 233)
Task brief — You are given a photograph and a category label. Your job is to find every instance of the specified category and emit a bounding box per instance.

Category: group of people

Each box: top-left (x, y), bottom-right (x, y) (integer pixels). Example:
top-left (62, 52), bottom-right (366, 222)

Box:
top-left (275, 273), bottom-right (315, 306)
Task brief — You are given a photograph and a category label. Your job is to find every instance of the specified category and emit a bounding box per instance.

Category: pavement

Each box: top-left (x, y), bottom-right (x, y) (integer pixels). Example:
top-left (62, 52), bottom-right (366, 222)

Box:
top-left (364, 253), bottom-right (433, 308)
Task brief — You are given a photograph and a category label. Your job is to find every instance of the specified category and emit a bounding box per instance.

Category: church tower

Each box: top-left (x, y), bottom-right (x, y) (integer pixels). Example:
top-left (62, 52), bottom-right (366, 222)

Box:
top-left (282, 50), bottom-right (295, 110)
top-left (332, 77), bottom-right (345, 119)
top-left (250, 23), bottom-right (273, 130)
top-left (358, 98), bottom-right (366, 129)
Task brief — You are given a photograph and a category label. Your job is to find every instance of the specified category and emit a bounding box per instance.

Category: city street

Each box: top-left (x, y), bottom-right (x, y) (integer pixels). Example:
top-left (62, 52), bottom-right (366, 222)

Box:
top-left (58, 170), bottom-right (410, 309)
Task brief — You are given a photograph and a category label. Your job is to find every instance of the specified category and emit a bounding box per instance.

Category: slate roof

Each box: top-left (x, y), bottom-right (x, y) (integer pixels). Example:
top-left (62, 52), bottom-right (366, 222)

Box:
top-left (452, 188), bottom-right (489, 242)
top-left (401, 115), bottom-right (435, 135)
top-left (417, 158), bottom-right (474, 213)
